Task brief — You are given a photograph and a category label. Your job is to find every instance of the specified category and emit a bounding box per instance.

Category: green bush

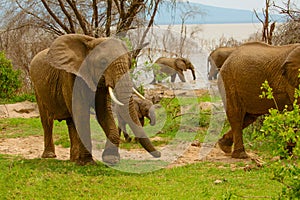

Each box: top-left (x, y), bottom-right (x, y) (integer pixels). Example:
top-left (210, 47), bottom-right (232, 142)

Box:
top-left (259, 80), bottom-right (300, 199)
top-left (0, 51), bottom-right (21, 98)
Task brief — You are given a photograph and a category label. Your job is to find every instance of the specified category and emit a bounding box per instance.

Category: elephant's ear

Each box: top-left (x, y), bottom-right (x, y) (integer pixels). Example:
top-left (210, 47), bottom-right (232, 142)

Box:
top-left (175, 58), bottom-right (187, 71)
top-left (283, 46), bottom-right (300, 87)
top-left (47, 34), bottom-right (105, 76)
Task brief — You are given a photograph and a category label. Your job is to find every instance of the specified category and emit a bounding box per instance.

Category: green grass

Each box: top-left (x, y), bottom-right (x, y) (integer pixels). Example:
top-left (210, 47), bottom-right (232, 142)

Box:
top-left (0, 96), bottom-right (287, 199)
top-left (0, 92), bottom-right (36, 104)
top-left (0, 118), bottom-right (69, 147)
top-left (0, 155), bottom-right (282, 199)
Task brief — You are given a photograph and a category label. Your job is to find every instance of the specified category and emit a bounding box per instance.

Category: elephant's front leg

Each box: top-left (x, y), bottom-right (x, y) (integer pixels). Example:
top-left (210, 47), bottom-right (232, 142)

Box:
top-left (177, 71), bottom-right (186, 82)
top-left (71, 107), bottom-right (95, 165)
top-left (95, 90), bottom-right (120, 165)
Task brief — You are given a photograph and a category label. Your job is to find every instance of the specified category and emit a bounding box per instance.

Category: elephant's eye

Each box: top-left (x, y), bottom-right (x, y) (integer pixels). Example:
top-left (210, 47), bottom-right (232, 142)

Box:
top-left (99, 58), bottom-right (108, 67)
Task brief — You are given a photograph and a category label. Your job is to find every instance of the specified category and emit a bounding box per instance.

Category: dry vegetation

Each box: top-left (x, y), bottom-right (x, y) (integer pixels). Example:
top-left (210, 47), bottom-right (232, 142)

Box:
top-left (0, 0), bottom-right (299, 93)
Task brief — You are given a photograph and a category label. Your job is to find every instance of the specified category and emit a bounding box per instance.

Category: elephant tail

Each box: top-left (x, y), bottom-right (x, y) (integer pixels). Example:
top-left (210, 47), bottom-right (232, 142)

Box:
top-left (207, 56), bottom-right (212, 80)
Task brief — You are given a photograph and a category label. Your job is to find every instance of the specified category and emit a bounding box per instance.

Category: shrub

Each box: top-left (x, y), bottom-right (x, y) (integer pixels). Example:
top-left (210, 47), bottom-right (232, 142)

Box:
top-left (0, 51), bottom-right (21, 99)
top-left (273, 20), bottom-right (300, 45)
top-left (259, 80), bottom-right (300, 199)
top-left (0, 52), bottom-right (21, 98)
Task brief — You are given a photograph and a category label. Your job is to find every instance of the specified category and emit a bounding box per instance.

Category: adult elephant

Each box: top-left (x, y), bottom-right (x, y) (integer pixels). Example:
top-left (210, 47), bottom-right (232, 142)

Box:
top-left (218, 41), bottom-right (300, 158)
top-left (207, 46), bottom-right (236, 80)
top-left (116, 97), bottom-right (156, 142)
top-left (151, 57), bottom-right (196, 83)
top-left (29, 34), bottom-right (160, 165)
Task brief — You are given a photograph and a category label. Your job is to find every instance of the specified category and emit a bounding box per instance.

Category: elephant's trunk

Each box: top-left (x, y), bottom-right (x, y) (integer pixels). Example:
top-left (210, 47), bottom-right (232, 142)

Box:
top-left (114, 73), bottom-right (161, 158)
top-left (148, 106), bottom-right (156, 126)
top-left (191, 68), bottom-right (196, 80)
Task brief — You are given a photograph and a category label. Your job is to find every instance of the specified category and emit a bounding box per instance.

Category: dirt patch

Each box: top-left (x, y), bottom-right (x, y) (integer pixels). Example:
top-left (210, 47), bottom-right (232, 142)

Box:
top-left (0, 135), bottom-right (259, 169)
top-left (0, 136), bottom-right (69, 160)
top-left (0, 86), bottom-right (260, 168)
top-left (0, 101), bottom-right (39, 118)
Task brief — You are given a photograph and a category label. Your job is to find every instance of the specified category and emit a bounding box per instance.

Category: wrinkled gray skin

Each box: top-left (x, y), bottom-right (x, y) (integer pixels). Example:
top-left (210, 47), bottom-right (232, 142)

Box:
top-left (218, 42), bottom-right (300, 159)
top-left (151, 57), bottom-right (196, 83)
top-left (116, 97), bottom-right (156, 142)
top-left (207, 46), bottom-right (236, 80)
top-left (29, 34), bottom-right (160, 165)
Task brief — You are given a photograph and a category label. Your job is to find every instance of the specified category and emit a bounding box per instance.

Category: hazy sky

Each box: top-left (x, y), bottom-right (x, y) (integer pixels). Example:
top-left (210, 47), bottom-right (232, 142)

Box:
top-left (186, 0), bottom-right (286, 11)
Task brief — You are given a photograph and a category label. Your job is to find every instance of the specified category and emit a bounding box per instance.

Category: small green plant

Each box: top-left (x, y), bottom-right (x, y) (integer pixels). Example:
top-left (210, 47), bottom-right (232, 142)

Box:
top-left (0, 51), bottom-right (21, 98)
top-left (151, 63), bottom-right (169, 83)
top-left (259, 80), bottom-right (300, 199)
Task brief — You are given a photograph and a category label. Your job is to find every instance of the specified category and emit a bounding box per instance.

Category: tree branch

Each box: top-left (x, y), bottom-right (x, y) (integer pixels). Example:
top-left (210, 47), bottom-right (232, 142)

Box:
top-left (40, 0), bottom-right (72, 34)
top-left (57, 0), bottom-right (75, 33)
top-left (106, 0), bottom-right (112, 37)
top-left (132, 0), bottom-right (161, 59)
top-left (15, 0), bottom-right (65, 35)
top-left (65, 0), bottom-right (90, 35)
top-left (92, 0), bottom-right (99, 37)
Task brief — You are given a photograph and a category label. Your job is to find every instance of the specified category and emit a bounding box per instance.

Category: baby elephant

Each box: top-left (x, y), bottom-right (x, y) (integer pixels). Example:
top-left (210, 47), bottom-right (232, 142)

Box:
top-left (116, 97), bottom-right (156, 142)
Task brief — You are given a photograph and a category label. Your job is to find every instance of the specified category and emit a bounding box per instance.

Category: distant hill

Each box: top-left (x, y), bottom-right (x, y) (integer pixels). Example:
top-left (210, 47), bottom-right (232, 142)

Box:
top-left (154, 2), bottom-right (284, 25)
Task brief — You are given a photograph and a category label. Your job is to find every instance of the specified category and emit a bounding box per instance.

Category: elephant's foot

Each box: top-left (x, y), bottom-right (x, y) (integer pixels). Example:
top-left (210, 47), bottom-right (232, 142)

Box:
top-left (231, 149), bottom-right (249, 159)
top-left (70, 148), bottom-right (80, 162)
top-left (102, 147), bottom-right (120, 165)
top-left (218, 137), bottom-right (233, 154)
top-left (76, 157), bottom-right (97, 166)
top-left (150, 80), bottom-right (156, 84)
top-left (41, 151), bottom-right (56, 158)
top-left (150, 150), bottom-right (161, 158)
top-left (125, 137), bottom-right (132, 143)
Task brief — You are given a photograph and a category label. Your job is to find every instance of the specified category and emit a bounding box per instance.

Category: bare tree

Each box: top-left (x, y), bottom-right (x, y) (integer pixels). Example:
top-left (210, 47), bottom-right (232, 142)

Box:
top-left (271, 0), bottom-right (300, 45)
top-left (178, 4), bottom-right (203, 57)
top-left (254, 0), bottom-right (276, 44)
top-left (1, 0), bottom-right (164, 38)
top-left (273, 0), bottom-right (300, 21)
top-left (0, 0), bottom-right (175, 92)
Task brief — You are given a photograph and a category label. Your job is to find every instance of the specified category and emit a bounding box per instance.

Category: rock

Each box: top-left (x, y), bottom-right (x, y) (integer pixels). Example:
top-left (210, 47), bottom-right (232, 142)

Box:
top-left (199, 102), bottom-right (213, 111)
top-left (191, 140), bottom-right (201, 147)
top-left (214, 179), bottom-right (223, 184)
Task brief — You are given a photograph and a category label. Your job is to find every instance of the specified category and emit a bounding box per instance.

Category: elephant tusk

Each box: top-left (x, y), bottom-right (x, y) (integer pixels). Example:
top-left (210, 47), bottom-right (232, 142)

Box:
top-left (108, 87), bottom-right (124, 106)
top-left (132, 87), bottom-right (146, 100)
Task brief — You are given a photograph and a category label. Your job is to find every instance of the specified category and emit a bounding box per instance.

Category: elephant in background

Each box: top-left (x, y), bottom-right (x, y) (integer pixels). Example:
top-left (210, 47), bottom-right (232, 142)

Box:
top-left (218, 41), bottom-right (300, 158)
top-left (151, 57), bottom-right (196, 83)
top-left (207, 46), bottom-right (236, 80)
top-left (116, 97), bottom-right (156, 142)
top-left (29, 34), bottom-right (160, 165)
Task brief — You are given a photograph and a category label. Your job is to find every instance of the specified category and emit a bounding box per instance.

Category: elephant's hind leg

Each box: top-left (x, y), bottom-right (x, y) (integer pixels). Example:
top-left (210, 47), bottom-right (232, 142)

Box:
top-left (230, 121), bottom-right (249, 159)
top-left (39, 110), bottom-right (56, 158)
top-left (218, 130), bottom-right (233, 154)
top-left (230, 114), bottom-right (258, 158)
top-left (171, 74), bottom-right (176, 82)
top-left (67, 117), bottom-right (95, 165)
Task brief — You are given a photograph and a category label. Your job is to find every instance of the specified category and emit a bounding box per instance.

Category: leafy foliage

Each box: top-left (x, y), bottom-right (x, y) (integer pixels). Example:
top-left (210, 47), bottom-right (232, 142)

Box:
top-left (259, 80), bottom-right (300, 199)
top-left (0, 51), bottom-right (21, 98)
